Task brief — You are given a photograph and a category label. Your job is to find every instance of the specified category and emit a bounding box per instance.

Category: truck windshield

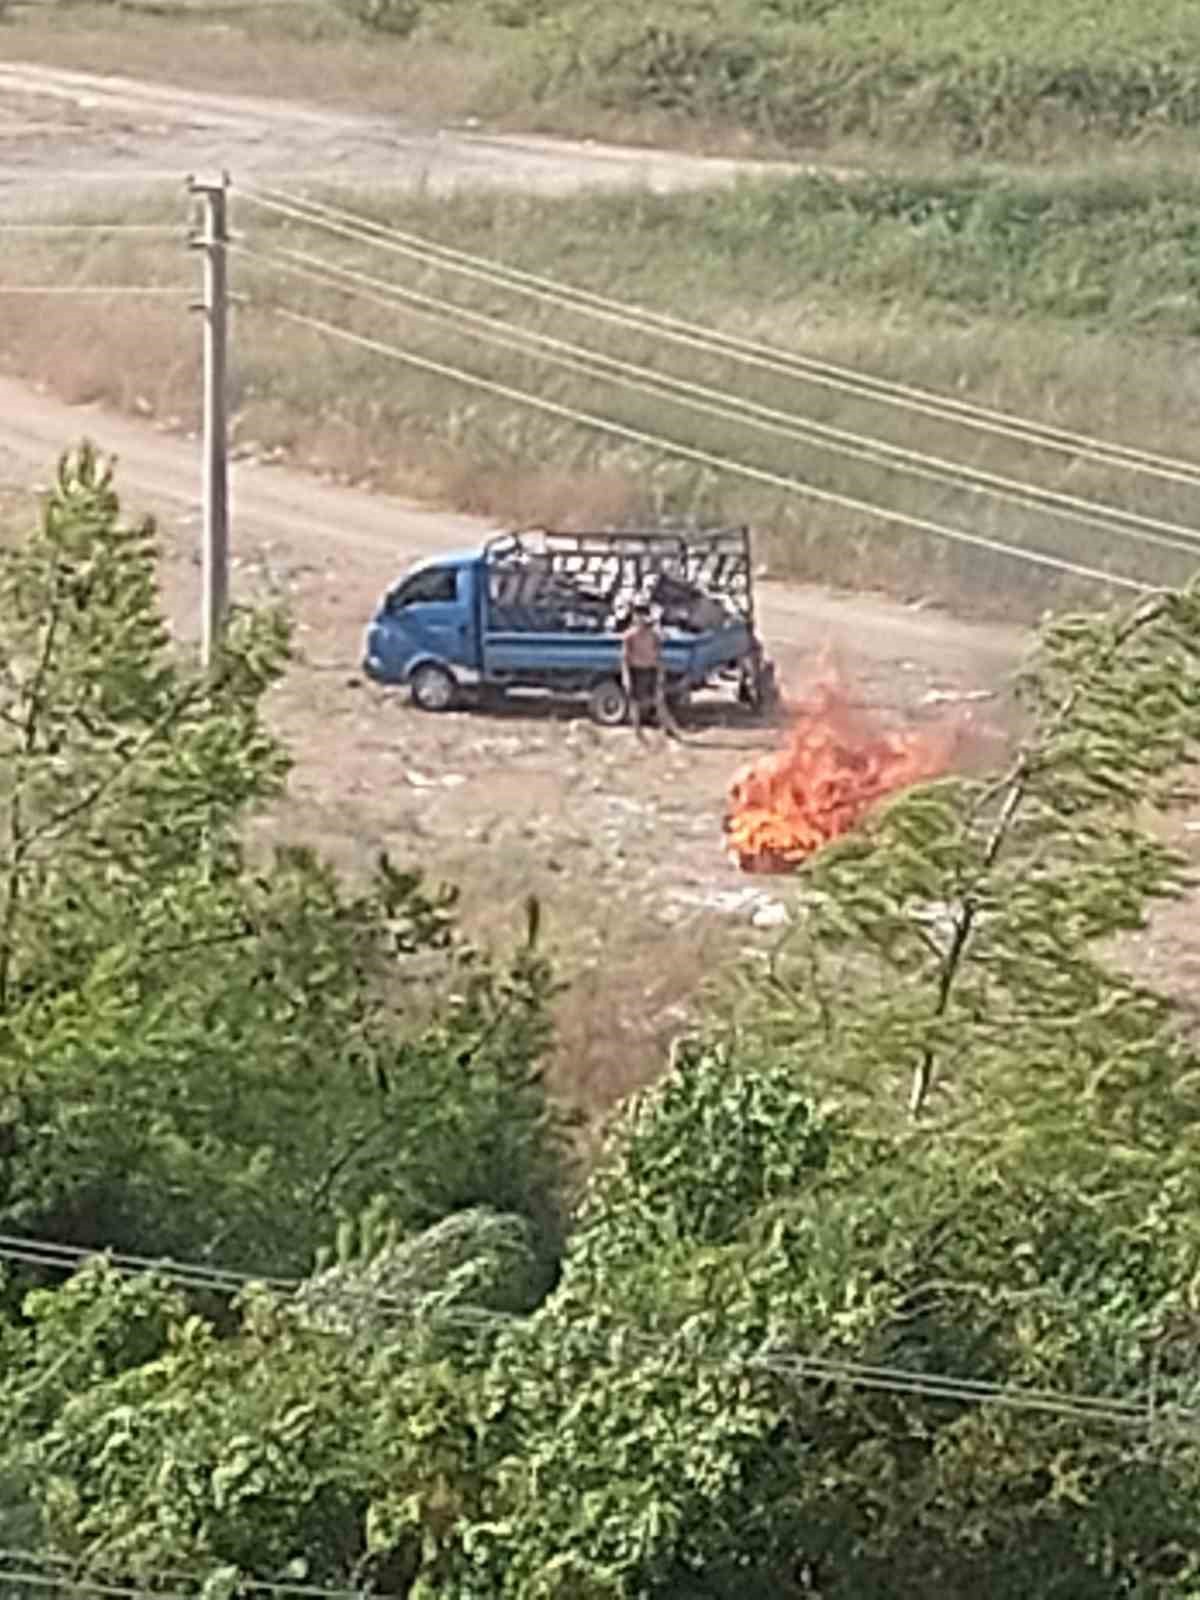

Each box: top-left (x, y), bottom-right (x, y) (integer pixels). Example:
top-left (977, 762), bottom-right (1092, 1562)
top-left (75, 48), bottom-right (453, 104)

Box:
top-left (390, 567), bottom-right (458, 608)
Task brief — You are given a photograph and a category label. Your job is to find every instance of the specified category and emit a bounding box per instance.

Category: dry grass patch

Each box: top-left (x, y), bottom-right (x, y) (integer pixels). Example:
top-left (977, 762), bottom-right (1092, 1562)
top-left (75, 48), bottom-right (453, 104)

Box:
top-left (441, 841), bottom-right (734, 1117)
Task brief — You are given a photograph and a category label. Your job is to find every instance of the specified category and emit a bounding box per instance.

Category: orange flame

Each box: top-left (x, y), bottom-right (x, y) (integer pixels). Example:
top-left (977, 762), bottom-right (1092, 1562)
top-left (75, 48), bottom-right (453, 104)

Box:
top-left (725, 675), bottom-right (955, 874)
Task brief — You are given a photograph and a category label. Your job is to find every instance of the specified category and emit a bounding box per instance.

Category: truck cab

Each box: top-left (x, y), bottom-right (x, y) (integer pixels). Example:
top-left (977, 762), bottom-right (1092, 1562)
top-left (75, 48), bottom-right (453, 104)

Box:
top-left (363, 553), bottom-right (484, 709)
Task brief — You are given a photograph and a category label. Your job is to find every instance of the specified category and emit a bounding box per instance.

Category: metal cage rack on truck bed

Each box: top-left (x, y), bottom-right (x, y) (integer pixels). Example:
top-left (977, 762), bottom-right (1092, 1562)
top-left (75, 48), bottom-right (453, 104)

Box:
top-left (482, 526), bottom-right (755, 628)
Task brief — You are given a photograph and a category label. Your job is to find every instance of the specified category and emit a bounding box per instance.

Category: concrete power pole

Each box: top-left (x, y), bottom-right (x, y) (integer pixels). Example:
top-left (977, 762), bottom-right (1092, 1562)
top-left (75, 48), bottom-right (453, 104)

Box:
top-left (189, 174), bottom-right (230, 670)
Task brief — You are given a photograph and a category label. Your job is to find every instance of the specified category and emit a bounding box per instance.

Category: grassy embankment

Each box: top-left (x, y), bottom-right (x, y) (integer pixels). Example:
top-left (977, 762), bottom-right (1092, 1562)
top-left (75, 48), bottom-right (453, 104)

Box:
top-left (11, 0), bottom-right (1200, 160)
top-left (3, 167), bottom-right (1200, 616)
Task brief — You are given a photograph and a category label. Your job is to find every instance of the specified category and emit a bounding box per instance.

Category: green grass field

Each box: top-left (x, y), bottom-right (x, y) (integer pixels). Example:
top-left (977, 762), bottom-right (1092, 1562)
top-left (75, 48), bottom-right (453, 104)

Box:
top-left (491, 0), bottom-right (1200, 155)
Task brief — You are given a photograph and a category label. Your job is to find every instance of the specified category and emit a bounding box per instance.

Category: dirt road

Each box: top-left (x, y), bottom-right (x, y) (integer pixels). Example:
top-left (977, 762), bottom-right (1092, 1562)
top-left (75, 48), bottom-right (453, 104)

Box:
top-left (0, 60), bottom-right (806, 196)
top-left (0, 375), bottom-right (1024, 681)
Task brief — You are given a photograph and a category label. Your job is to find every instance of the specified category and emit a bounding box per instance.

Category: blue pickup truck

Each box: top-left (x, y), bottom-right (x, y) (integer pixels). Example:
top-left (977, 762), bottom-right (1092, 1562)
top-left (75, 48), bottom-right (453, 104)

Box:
top-left (362, 526), bottom-right (774, 724)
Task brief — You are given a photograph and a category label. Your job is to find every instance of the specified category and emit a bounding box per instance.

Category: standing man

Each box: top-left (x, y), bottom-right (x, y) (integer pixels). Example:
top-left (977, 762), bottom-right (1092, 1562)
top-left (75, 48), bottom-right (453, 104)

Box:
top-left (621, 602), bottom-right (676, 739)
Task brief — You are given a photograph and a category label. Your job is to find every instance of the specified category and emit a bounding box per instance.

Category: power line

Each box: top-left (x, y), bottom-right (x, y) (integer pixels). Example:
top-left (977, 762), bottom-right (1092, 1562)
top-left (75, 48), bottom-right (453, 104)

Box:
top-left (230, 237), bottom-right (1200, 563)
top-left (0, 1568), bottom-right (196, 1600)
top-left (0, 170), bottom-right (184, 182)
top-left (6, 1550), bottom-right (385, 1595)
top-left (240, 184), bottom-right (1200, 492)
top-left (758, 1351), bottom-right (1150, 1423)
top-left (0, 1552), bottom-right (378, 1600)
top-left (0, 1236), bottom-right (511, 1335)
top-left (265, 300), bottom-right (1148, 592)
top-left (0, 225), bottom-right (179, 234)
top-left (0, 1236), bottom-right (510, 1328)
top-left (2, 1233), bottom-right (1190, 1430)
top-left (0, 1234), bottom-right (295, 1295)
top-left (250, 181), bottom-right (1200, 489)
top-left (0, 286), bottom-right (190, 296)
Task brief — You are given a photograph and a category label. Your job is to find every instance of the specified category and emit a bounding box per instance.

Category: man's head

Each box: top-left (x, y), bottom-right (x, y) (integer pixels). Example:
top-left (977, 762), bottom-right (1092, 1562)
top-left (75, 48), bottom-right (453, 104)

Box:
top-left (633, 602), bottom-right (652, 623)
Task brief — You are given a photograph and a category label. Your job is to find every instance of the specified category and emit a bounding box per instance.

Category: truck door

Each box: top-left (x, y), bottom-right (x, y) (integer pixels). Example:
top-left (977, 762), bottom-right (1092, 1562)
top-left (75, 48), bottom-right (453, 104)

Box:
top-left (384, 563), bottom-right (474, 669)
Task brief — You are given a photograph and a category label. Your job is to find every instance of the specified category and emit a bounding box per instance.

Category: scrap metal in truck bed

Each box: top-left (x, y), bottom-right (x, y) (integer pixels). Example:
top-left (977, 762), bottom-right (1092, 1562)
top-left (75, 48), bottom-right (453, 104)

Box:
top-left (363, 526), bottom-right (776, 724)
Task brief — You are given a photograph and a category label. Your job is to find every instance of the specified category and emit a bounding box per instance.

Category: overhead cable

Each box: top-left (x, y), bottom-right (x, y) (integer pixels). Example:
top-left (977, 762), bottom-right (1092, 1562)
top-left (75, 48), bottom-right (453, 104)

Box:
top-left (0, 286), bottom-right (189, 295)
top-left (0, 1233), bottom-right (1185, 1432)
top-left (239, 184), bottom-right (1200, 491)
top-left (0, 224), bottom-right (179, 234)
top-left (264, 301), bottom-right (1148, 592)
top-left (0, 1550), bottom-right (377, 1600)
top-left (230, 237), bottom-right (1200, 562)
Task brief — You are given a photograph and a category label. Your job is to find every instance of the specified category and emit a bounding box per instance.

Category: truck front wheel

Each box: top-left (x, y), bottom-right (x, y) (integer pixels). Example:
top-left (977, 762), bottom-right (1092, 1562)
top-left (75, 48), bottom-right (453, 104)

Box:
top-left (410, 662), bottom-right (458, 713)
top-left (587, 678), bottom-right (629, 727)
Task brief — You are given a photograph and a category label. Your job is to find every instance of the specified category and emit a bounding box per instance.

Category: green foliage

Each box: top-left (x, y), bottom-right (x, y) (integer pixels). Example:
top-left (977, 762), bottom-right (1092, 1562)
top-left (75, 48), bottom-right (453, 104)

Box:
top-left (436, 583), bottom-right (1200, 1596)
top-left (2, 1264), bottom-right (480, 1592)
top-left (10, 466), bottom-right (1200, 1597)
top-left (300, 1202), bottom-right (553, 1341)
top-left (493, 0), bottom-right (1200, 153)
top-left (0, 1264), bottom-right (186, 1556)
top-left (451, 1085), bottom-right (1200, 1593)
top-left (0, 446), bottom-right (569, 1278)
top-left (321, 0), bottom-right (1200, 152)
top-left (567, 1035), bottom-right (840, 1281)
top-left (781, 586), bottom-right (1200, 1139)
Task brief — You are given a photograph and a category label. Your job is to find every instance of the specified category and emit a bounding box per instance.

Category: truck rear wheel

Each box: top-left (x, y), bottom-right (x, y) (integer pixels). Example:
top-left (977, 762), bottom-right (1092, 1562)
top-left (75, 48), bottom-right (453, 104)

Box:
top-left (588, 678), bottom-right (628, 727)
top-left (410, 662), bottom-right (458, 713)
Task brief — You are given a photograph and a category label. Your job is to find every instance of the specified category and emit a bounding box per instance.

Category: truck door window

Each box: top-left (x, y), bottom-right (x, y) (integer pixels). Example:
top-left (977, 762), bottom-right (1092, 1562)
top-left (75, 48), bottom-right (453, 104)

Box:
top-left (392, 567), bottom-right (458, 608)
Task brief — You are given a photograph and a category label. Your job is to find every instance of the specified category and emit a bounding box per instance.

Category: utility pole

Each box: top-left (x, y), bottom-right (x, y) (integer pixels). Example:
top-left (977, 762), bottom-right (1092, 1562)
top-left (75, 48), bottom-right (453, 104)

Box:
top-left (188, 174), bottom-right (230, 670)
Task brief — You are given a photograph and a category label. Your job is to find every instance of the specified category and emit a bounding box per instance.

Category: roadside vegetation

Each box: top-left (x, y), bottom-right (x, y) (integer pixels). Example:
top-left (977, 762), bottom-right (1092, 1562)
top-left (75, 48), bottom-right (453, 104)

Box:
top-left (3, 447), bottom-right (1200, 1596)
top-left (3, 168), bottom-right (1200, 616)
top-left (6, 2), bottom-right (1200, 617)
top-left (11, 0), bottom-right (1200, 160)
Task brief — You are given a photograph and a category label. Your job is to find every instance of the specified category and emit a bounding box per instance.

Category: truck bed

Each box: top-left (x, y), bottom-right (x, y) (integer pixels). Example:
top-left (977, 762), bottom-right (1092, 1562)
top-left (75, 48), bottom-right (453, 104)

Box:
top-left (482, 620), bottom-right (751, 685)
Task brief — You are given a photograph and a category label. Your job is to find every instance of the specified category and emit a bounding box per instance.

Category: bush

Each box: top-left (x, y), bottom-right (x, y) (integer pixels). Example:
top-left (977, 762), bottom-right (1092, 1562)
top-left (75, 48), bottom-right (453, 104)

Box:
top-left (0, 446), bottom-right (570, 1281)
top-left (338, 0), bottom-right (425, 35)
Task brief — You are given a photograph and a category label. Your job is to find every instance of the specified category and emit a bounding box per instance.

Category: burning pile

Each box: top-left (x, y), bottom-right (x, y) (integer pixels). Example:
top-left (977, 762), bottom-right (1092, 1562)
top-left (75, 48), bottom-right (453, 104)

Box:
top-left (725, 676), bottom-right (954, 874)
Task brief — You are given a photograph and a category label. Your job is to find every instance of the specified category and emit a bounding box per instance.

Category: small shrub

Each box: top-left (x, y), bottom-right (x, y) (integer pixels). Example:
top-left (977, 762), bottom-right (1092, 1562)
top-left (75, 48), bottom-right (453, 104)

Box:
top-left (339, 0), bottom-right (424, 36)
